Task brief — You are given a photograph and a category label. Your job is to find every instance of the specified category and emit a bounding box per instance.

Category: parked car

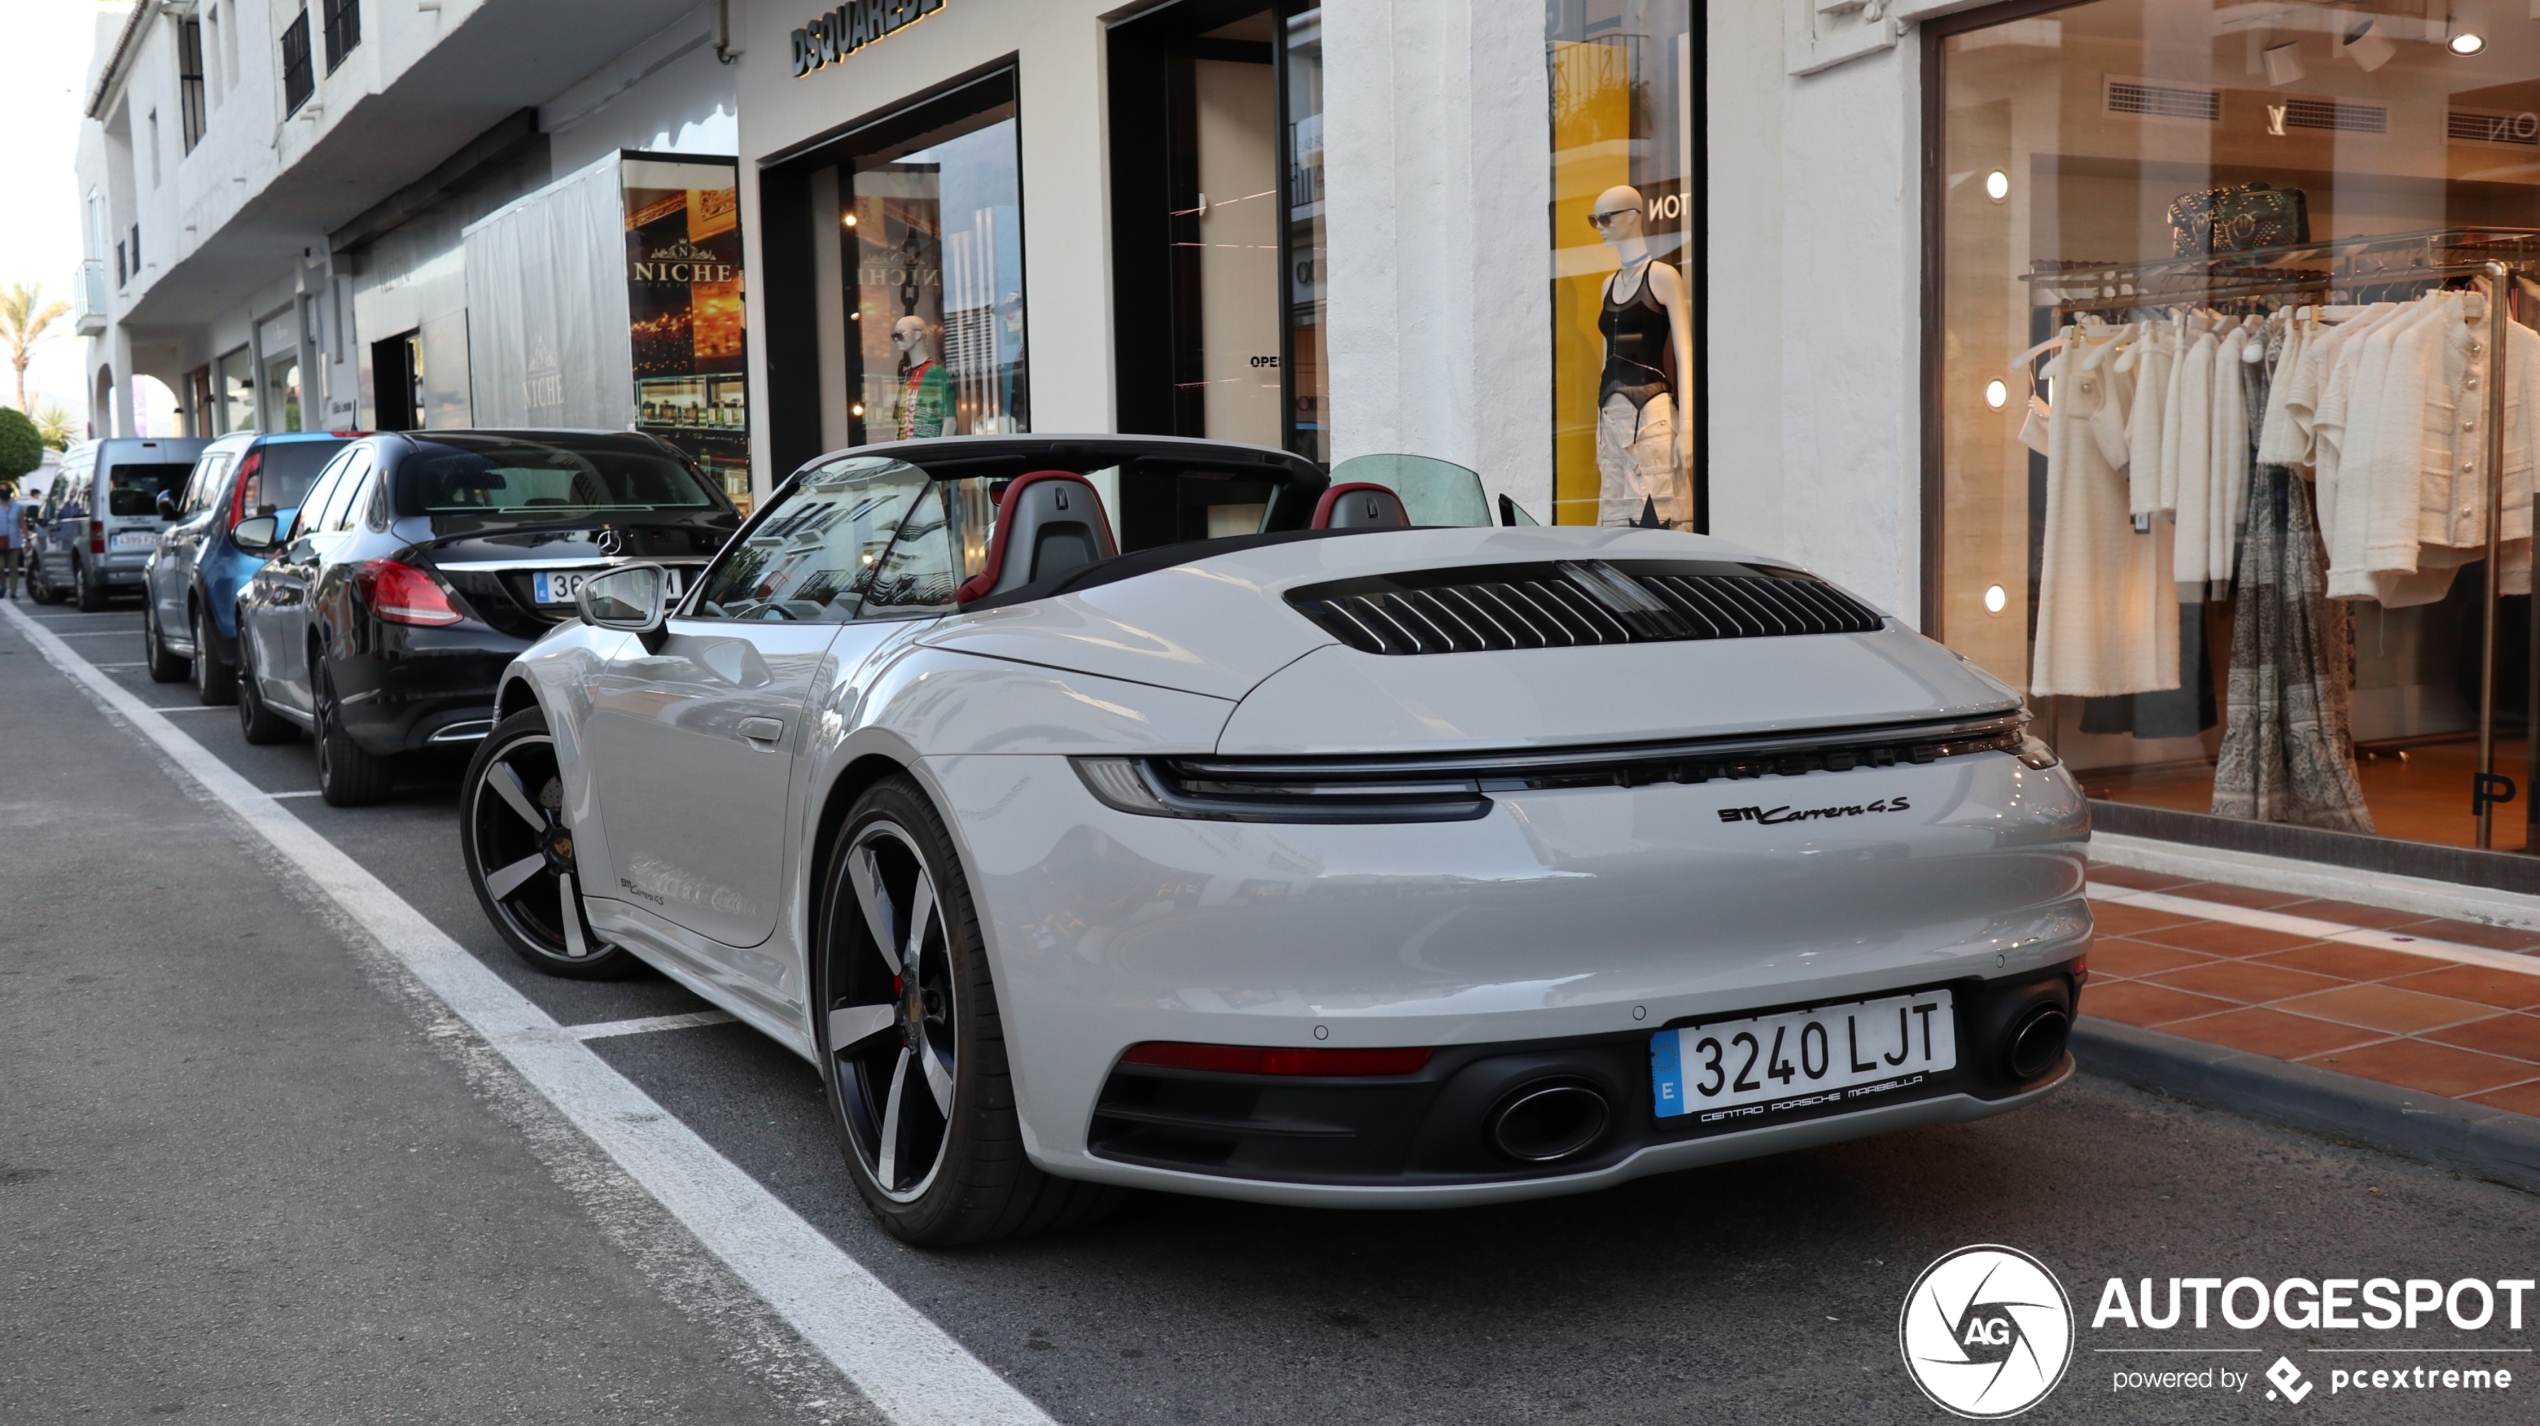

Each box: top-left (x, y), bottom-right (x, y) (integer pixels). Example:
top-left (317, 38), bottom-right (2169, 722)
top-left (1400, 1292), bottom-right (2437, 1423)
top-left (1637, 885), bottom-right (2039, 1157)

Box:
top-left (26, 437), bottom-right (211, 610)
top-left (232, 429), bottom-right (743, 805)
top-left (460, 433), bottom-right (2090, 1247)
top-left (142, 432), bottom-right (355, 704)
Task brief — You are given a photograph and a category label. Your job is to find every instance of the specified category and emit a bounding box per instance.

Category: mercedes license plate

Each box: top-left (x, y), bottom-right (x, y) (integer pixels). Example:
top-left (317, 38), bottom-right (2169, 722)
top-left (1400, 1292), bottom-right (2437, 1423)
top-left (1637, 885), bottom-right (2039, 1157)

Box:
top-left (533, 568), bottom-right (679, 606)
top-left (1651, 988), bottom-right (1955, 1123)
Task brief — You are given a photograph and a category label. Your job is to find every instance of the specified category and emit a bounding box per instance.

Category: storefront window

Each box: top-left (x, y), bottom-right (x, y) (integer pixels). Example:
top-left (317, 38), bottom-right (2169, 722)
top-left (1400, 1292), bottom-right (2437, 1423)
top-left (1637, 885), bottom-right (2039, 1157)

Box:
top-left (1547, 1), bottom-right (1697, 529)
top-left (216, 346), bottom-right (253, 435)
top-left (1935, 0), bottom-right (2540, 851)
top-left (624, 156), bottom-right (752, 511)
top-left (1284, 6), bottom-right (1327, 463)
top-left (841, 83), bottom-right (1027, 445)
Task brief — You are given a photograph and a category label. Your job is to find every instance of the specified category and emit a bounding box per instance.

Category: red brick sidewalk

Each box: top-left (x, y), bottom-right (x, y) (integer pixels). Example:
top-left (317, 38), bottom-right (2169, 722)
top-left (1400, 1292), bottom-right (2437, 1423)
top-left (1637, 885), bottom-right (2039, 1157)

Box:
top-left (2083, 865), bottom-right (2540, 1119)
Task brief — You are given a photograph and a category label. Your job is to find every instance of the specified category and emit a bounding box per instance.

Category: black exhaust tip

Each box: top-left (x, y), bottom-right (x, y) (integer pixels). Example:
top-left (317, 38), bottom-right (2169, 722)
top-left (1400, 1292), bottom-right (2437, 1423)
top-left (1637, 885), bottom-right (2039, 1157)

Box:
top-left (1485, 1079), bottom-right (1612, 1163)
top-left (2005, 1004), bottom-right (2071, 1081)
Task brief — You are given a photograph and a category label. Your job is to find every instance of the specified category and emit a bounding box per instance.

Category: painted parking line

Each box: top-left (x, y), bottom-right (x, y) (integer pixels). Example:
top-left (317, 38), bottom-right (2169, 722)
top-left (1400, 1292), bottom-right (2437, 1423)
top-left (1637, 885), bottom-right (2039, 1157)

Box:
top-left (2085, 882), bottom-right (2540, 978)
top-left (569, 1010), bottom-right (742, 1040)
top-left (0, 600), bottom-right (1054, 1426)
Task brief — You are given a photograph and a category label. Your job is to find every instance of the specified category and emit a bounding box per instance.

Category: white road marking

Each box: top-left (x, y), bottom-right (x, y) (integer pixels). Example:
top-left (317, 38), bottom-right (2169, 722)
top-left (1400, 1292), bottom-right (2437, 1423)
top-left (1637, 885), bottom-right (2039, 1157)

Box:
top-left (91, 661), bottom-right (148, 669)
top-left (149, 704), bottom-right (228, 712)
top-left (267, 789), bottom-right (324, 799)
top-left (2086, 882), bottom-right (2540, 978)
top-left (570, 1010), bottom-right (741, 1040)
top-left (53, 629), bottom-right (144, 636)
top-left (1, 600), bottom-right (1055, 1426)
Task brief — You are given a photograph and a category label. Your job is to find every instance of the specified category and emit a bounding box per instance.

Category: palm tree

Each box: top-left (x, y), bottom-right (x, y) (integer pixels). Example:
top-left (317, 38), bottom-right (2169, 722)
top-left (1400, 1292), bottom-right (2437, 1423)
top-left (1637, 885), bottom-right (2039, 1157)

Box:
top-left (0, 283), bottom-right (71, 414)
top-left (33, 401), bottom-right (75, 450)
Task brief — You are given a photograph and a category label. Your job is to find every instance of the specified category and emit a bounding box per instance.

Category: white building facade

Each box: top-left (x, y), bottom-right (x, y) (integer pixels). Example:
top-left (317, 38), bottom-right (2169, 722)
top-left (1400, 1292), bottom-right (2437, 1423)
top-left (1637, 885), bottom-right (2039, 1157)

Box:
top-left (76, 0), bottom-right (742, 462)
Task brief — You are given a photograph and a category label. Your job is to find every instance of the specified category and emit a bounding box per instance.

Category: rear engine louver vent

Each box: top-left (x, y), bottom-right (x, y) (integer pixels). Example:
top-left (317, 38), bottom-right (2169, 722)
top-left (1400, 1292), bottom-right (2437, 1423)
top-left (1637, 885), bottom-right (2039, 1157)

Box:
top-left (1288, 560), bottom-right (1886, 656)
top-left (2105, 77), bottom-right (2220, 122)
top-left (2282, 97), bottom-right (2388, 135)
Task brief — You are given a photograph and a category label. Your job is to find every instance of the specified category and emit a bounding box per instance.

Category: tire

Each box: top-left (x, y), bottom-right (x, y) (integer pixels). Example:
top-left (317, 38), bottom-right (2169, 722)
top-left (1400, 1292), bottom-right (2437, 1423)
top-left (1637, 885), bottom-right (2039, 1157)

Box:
top-left (235, 630), bottom-right (298, 745)
top-left (813, 775), bottom-right (1122, 1246)
top-left (74, 561), bottom-right (106, 612)
top-left (314, 668), bottom-right (395, 806)
top-left (142, 599), bottom-right (189, 682)
top-left (190, 603), bottom-right (237, 706)
top-left (460, 710), bottom-right (643, 980)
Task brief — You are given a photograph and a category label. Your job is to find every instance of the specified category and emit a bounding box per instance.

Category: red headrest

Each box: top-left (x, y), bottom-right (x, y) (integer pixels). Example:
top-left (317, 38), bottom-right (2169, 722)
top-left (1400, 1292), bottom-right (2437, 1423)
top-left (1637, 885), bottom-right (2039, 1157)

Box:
top-left (1311, 481), bottom-right (1411, 530)
top-left (953, 470), bottom-right (1117, 605)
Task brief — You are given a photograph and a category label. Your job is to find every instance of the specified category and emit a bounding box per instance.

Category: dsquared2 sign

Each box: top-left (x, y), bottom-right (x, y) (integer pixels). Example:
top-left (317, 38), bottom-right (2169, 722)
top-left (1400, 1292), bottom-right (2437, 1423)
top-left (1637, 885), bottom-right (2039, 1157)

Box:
top-left (793, 0), bottom-right (944, 76)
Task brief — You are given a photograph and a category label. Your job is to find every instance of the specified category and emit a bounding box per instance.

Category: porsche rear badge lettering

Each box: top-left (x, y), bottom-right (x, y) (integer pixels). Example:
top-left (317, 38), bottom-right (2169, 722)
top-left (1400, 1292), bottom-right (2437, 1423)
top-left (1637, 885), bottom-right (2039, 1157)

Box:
top-left (1718, 795), bottom-right (1911, 825)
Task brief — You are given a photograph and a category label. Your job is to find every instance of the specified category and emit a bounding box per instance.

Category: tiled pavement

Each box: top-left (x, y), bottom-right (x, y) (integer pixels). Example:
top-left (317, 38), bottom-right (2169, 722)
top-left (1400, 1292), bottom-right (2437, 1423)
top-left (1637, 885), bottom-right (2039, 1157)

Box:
top-left (2083, 864), bottom-right (2540, 1120)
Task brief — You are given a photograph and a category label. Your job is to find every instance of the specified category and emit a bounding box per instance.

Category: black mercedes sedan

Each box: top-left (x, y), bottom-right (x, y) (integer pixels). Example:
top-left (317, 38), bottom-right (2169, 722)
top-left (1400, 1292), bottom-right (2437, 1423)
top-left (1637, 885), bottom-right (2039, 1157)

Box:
top-left (232, 430), bottom-right (743, 805)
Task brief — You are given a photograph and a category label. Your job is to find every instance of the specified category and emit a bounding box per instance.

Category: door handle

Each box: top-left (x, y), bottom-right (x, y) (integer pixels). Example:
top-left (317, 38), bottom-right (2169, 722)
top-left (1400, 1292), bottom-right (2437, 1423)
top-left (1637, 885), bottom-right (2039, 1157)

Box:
top-left (737, 716), bottom-right (785, 745)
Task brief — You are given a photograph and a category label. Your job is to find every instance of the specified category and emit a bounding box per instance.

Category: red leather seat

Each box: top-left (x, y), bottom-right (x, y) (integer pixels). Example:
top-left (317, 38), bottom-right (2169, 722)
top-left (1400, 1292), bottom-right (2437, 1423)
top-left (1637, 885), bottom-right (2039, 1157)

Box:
top-left (953, 470), bottom-right (1120, 604)
top-left (1311, 482), bottom-right (1411, 530)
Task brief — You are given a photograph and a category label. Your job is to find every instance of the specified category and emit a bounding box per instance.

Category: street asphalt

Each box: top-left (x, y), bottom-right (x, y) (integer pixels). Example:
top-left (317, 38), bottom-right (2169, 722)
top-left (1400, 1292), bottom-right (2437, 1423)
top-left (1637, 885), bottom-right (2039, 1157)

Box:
top-left (5, 598), bottom-right (2537, 1425)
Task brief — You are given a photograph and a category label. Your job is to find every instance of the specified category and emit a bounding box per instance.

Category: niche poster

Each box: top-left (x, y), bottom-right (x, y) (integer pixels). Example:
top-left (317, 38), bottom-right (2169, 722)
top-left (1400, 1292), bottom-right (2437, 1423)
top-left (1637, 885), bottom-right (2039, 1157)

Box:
top-left (623, 154), bottom-right (751, 509)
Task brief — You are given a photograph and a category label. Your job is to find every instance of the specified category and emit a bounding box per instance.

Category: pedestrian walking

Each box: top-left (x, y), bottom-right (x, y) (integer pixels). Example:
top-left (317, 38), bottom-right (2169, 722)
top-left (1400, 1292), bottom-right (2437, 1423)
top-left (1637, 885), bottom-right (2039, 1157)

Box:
top-left (0, 481), bottom-right (23, 599)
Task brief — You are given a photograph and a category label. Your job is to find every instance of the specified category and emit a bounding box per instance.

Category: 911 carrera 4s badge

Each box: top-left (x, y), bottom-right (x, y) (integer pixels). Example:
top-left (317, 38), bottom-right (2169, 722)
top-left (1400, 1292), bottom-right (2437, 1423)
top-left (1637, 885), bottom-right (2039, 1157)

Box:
top-left (1717, 795), bottom-right (1911, 825)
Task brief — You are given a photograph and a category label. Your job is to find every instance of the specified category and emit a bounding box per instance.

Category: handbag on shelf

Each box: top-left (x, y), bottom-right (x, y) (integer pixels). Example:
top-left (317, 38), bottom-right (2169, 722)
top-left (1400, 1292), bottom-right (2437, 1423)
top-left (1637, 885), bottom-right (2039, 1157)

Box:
top-left (2166, 183), bottom-right (2311, 256)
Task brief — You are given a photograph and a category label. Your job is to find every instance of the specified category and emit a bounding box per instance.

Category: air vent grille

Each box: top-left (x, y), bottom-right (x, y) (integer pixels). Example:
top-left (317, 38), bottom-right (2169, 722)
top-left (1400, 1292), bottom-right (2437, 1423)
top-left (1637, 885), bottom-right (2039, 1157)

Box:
top-left (2105, 78), bottom-right (2220, 122)
top-left (1288, 560), bottom-right (1886, 656)
top-left (2282, 98), bottom-right (2388, 135)
top-left (2450, 108), bottom-right (2540, 148)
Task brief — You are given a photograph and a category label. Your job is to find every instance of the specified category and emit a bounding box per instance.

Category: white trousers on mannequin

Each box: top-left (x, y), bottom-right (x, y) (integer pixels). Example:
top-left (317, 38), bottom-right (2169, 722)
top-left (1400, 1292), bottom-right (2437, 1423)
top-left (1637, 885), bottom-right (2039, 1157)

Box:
top-left (1596, 392), bottom-right (1686, 527)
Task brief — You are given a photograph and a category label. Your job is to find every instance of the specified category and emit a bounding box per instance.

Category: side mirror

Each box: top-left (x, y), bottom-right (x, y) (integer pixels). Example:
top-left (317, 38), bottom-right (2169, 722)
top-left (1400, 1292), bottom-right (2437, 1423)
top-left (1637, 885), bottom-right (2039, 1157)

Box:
top-left (231, 515), bottom-right (281, 556)
top-left (155, 489), bottom-right (179, 520)
top-left (577, 563), bottom-right (671, 650)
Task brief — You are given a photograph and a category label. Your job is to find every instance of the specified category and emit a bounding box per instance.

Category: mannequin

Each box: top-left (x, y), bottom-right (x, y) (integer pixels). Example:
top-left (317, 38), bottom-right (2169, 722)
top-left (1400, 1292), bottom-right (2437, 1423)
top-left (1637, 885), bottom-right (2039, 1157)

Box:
top-left (1590, 185), bottom-right (1693, 527)
top-left (892, 315), bottom-right (953, 439)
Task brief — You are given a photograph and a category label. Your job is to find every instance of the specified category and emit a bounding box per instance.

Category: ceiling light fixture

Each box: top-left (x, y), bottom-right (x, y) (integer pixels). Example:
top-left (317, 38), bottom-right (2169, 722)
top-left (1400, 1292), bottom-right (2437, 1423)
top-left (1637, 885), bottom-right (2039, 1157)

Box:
top-left (1984, 584), bottom-right (2008, 615)
top-left (1984, 379), bottom-right (2009, 410)
top-left (2263, 41), bottom-right (2306, 86)
top-left (2344, 19), bottom-right (2396, 72)
top-left (2450, 31), bottom-right (2487, 56)
top-left (1984, 170), bottom-right (2010, 203)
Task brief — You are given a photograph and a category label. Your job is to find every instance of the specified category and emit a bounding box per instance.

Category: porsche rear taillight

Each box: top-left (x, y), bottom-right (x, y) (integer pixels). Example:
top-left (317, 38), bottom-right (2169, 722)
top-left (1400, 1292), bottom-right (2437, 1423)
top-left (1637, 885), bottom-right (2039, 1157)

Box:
top-left (356, 559), bottom-right (464, 627)
top-left (88, 520), bottom-right (103, 554)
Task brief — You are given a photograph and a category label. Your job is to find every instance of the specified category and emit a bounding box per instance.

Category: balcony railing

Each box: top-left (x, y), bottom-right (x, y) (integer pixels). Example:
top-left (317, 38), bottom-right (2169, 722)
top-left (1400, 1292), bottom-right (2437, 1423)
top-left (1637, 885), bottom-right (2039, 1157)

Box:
top-left (281, 11), bottom-right (314, 115)
top-left (73, 259), bottom-right (106, 335)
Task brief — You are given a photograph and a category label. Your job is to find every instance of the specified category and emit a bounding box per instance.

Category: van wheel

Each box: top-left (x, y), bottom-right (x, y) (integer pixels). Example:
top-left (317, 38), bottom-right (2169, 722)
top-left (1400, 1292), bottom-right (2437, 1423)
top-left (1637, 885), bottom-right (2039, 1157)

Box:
top-left (74, 562), bottom-right (106, 612)
top-left (315, 670), bottom-right (395, 806)
top-left (143, 601), bottom-right (189, 682)
top-left (190, 605), bottom-right (237, 706)
top-left (29, 557), bottom-right (60, 606)
top-left (236, 633), bottom-right (298, 745)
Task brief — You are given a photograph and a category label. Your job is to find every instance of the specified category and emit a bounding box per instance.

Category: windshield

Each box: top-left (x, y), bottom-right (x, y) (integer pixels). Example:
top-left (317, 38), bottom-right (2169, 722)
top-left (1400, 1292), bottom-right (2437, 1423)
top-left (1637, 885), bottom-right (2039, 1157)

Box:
top-left (393, 436), bottom-right (724, 519)
top-left (107, 463), bottom-right (195, 518)
top-left (693, 456), bottom-right (930, 621)
top-left (239, 440), bottom-right (349, 517)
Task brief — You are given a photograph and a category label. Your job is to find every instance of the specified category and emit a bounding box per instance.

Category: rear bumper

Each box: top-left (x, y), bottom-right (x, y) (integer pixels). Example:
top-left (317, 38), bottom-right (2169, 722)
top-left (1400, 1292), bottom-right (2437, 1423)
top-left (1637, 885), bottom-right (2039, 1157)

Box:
top-left (331, 629), bottom-right (529, 754)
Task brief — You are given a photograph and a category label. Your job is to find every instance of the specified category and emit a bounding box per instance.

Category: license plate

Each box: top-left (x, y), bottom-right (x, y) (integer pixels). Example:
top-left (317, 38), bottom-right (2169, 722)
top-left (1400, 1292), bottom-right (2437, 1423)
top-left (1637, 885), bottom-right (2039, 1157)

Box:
top-left (111, 530), bottom-right (158, 551)
top-left (532, 568), bottom-right (681, 606)
top-left (1651, 988), bottom-right (1955, 1122)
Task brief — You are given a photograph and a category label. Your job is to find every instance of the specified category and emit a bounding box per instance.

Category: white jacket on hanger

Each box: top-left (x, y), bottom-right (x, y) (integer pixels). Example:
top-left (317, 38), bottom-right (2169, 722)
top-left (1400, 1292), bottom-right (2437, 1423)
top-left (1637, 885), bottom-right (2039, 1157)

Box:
top-left (2167, 323), bottom-right (2222, 599)
top-left (2032, 328), bottom-right (2180, 697)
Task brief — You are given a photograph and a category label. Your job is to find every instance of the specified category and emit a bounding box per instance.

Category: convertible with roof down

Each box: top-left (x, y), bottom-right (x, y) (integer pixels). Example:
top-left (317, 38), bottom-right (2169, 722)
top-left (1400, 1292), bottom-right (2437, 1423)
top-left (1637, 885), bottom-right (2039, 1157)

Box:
top-left (460, 434), bottom-right (2091, 1245)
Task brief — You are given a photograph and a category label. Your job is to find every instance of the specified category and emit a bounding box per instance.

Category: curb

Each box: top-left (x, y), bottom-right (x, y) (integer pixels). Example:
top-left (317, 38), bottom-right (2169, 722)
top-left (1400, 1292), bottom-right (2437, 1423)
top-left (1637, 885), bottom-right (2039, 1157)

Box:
top-left (2071, 1017), bottom-right (2540, 1196)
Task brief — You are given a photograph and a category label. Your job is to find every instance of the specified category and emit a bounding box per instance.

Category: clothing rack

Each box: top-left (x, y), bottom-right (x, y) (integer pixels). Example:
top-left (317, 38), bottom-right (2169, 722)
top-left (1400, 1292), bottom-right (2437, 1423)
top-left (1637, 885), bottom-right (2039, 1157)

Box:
top-left (2021, 229), bottom-right (2540, 851)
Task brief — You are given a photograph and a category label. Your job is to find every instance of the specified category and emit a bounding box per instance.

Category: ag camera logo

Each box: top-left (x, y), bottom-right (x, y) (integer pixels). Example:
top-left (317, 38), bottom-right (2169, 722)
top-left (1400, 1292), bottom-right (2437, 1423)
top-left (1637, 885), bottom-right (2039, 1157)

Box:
top-left (1900, 1245), bottom-right (2075, 1418)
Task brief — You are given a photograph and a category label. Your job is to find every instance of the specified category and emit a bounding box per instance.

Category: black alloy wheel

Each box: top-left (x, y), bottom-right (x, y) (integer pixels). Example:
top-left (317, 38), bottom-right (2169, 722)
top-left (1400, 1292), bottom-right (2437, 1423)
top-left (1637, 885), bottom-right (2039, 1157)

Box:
top-left (461, 710), bottom-right (640, 980)
top-left (142, 599), bottom-right (189, 682)
top-left (815, 775), bottom-right (1118, 1245)
top-left (74, 559), bottom-right (106, 612)
top-left (191, 604), bottom-right (237, 705)
top-left (235, 627), bottom-right (298, 745)
top-left (314, 667), bottom-right (395, 806)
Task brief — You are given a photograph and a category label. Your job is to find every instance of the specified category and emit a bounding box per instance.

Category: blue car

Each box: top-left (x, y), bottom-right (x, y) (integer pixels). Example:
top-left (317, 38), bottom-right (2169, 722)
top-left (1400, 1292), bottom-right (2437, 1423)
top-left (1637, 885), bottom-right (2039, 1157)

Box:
top-left (143, 431), bottom-right (354, 704)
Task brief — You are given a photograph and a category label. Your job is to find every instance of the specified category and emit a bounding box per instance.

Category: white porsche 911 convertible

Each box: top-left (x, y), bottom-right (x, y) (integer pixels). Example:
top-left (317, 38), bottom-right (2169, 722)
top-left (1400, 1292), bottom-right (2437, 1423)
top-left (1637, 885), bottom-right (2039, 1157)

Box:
top-left (461, 434), bottom-right (2090, 1245)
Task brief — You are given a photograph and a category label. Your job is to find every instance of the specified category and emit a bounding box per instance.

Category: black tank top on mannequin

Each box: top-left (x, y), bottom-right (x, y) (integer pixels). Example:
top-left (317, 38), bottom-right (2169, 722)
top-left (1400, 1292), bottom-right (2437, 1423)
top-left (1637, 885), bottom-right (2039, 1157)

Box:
top-left (1600, 263), bottom-right (1676, 409)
